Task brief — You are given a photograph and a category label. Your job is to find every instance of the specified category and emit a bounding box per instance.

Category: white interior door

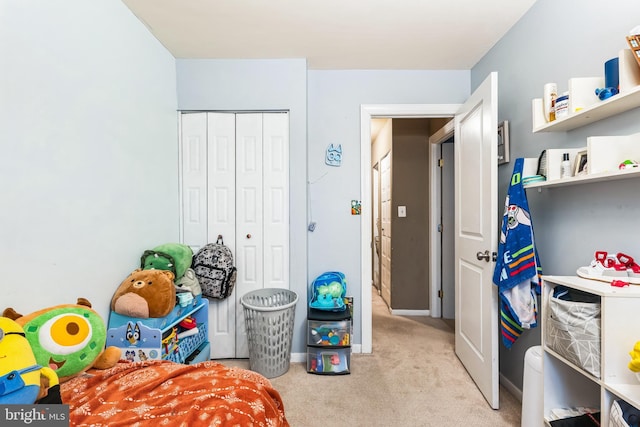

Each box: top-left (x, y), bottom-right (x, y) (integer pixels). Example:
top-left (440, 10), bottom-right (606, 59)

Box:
top-left (380, 151), bottom-right (392, 307)
top-left (454, 72), bottom-right (499, 409)
top-left (180, 111), bottom-right (289, 359)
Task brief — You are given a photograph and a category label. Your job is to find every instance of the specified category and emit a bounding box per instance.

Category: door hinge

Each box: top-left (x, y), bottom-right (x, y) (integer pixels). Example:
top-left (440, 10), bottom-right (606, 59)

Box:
top-left (437, 223), bottom-right (443, 233)
top-left (438, 289), bottom-right (443, 299)
top-left (438, 158), bottom-right (444, 168)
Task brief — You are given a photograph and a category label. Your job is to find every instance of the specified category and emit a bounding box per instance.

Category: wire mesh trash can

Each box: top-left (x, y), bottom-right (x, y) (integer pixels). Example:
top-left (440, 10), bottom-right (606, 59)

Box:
top-left (241, 288), bottom-right (298, 378)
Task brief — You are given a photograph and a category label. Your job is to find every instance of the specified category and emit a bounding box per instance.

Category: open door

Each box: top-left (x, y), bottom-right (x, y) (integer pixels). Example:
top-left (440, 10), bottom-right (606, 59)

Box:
top-left (454, 72), bottom-right (499, 409)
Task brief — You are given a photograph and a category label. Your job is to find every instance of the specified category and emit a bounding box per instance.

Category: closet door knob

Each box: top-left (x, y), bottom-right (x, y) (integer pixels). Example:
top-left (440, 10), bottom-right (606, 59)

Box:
top-left (246, 234), bottom-right (252, 239)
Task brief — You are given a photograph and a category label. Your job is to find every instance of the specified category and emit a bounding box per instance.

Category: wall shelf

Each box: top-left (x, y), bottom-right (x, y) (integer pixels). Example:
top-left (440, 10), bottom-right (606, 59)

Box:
top-left (524, 167), bottom-right (640, 189)
top-left (533, 85), bottom-right (640, 133)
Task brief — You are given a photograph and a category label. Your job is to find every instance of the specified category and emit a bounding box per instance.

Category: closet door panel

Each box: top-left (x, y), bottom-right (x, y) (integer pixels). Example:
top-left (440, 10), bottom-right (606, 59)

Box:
top-left (180, 113), bottom-right (208, 250)
top-left (263, 113), bottom-right (289, 289)
top-left (235, 113), bottom-right (264, 357)
top-left (207, 113), bottom-right (236, 246)
top-left (206, 112), bottom-right (237, 358)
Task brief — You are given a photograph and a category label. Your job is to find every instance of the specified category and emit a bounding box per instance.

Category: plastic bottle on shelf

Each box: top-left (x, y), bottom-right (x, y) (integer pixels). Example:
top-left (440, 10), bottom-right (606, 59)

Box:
top-left (543, 83), bottom-right (557, 122)
top-left (561, 153), bottom-right (571, 178)
top-left (555, 92), bottom-right (569, 119)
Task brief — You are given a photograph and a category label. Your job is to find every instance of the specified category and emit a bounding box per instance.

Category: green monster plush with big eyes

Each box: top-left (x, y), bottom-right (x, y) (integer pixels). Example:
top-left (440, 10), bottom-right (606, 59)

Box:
top-left (3, 298), bottom-right (120, 382)
top-left (327, 281), bottom-right (344, 298)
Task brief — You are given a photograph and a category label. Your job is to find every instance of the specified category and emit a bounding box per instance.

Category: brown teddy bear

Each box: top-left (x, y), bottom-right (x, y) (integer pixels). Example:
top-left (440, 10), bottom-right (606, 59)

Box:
top-left (111, 269), bottom-right (176, 318)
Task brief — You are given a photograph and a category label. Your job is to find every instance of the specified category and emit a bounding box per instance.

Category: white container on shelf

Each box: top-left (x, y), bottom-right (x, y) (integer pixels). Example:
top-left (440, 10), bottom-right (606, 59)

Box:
top-left (569, 77), bottom-right (604, 113)
top-left (619, 48), bottom-right (640, 93)
top-left (542, 147), bottom-right (586, 180)
top-left (587, 132), bottom-right (640, 174)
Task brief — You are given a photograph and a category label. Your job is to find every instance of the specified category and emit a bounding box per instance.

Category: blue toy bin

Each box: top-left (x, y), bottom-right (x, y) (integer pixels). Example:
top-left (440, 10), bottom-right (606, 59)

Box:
top-left (309, 271), bottom-right (347, 311)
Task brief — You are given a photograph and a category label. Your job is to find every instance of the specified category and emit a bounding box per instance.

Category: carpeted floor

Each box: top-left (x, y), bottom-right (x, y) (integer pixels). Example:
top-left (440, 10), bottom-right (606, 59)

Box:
top-left (219, 288), bottom-right (521, 426)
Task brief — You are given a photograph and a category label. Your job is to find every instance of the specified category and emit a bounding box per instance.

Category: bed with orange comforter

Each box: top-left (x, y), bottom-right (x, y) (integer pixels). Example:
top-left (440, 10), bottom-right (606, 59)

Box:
top-left (60, 359), bottom-right (289, 427)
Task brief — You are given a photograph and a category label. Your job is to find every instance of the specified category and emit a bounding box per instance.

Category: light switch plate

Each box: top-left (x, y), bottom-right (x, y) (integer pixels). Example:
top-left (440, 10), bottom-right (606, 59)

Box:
top-left (398, 206), bottom-right (406, 217)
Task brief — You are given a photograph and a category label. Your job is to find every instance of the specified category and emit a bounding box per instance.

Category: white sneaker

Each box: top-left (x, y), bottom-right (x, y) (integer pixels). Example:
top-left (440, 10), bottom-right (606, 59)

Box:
top-left (576, 254), bottom-right (628, 283)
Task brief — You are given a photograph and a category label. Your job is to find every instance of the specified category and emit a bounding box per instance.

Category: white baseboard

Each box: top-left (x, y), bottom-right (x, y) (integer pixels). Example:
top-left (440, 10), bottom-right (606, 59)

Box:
top-left (291, 352), bottom-right (306, 363)
top-left (390, 309), bottom-right (430, 316)
top-left (499, 372), bottom-right (523, 402)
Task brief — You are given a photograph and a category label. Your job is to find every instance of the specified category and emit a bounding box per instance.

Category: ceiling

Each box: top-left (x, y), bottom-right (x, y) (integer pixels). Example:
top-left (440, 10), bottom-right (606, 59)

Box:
top-left (121, 0), bottom-right (537, 70)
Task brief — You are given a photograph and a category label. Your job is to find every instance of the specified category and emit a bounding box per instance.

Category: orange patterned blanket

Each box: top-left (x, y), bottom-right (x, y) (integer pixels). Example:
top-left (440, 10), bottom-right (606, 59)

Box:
top-left (60, 360), bottom-right (289, 427)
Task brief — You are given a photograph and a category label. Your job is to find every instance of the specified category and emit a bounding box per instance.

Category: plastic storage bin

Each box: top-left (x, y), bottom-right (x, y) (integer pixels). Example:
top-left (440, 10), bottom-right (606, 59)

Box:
top-left (307, 307), bottom-right (352, 375)
top-left (308, 319), bottom-right (351, 346)
top-left (241, 288), bottom-right (298, 378)
top-left (307, 347), bottom-right (351, 374)
top-left (546, 289), bottom-right (601, 378)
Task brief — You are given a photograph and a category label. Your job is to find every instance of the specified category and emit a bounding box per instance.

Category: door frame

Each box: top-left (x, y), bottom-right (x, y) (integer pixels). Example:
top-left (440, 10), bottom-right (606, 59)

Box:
top-left (360, 104), bottom-right (460, 353)
top-left (372, 162), bottom-right (380, 292)
top-left (429, 120), bottom-right (455, 318)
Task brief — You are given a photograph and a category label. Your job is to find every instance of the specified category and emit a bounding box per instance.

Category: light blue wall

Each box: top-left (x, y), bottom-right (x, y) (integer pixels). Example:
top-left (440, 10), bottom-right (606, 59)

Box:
top-left (175, 59), bottom-right (309, 352)
top-left (0, 0), bottom-right (178, 323)
top-left (307, 70), bottom-right (469, 346)
top-left (472, 0), bottom-right (640, 389)
top-left (176, 65), bottom-right (469, 353)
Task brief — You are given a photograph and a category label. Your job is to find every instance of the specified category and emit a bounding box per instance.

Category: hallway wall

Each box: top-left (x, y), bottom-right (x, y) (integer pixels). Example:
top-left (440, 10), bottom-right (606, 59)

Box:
top-left (389, 119), bottom-right (431, 310)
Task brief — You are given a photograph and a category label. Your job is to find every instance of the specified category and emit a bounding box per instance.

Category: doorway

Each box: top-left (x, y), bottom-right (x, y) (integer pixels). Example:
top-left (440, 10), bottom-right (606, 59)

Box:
top-left (359, 104), bottom-right (460, 354)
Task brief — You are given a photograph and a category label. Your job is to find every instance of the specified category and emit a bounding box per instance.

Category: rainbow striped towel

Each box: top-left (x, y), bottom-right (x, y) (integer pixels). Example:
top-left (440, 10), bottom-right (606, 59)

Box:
top-left (492, 158), bottom-right (542, 348)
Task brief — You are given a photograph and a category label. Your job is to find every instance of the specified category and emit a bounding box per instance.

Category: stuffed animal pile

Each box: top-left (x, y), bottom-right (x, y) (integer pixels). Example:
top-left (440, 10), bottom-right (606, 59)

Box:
top-left (0, 242), bottom-right (202, 404)
top-left (111, 243), bottom-right (201, 319)
top-left (0, 317), bottom-right (60, 404)
top-left (1, 298), bottom-right (121, 404)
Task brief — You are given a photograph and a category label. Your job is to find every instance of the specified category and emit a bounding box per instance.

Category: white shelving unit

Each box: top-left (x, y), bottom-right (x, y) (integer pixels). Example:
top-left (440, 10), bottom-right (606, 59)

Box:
top-left (541, 276), bottom-right (640, 426)
top-left (524, 167), bottom-right (640, 190)
top-left (530, 62), bottom-right (640, 424)
top-left (533, 85), bottom-right (640, 133)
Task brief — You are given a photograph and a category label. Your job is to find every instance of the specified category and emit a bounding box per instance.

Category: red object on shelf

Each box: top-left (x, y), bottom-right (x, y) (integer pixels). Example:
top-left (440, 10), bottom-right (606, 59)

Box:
top-left (179, 317), bottom-right (197, 329)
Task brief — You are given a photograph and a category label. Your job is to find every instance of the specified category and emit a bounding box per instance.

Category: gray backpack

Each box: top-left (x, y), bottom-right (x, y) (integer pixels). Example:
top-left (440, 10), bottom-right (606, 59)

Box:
top-left (192, 236), bottom-right (237, 300)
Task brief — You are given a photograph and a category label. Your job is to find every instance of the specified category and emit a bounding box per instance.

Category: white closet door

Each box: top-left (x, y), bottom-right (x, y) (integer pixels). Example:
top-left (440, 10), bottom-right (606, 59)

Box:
top-left (180, 113), bottom-right (208, 250)
top-left (235, 113), bottom-right (264, 357)
top-left (206, 113), bottom-right (237, 358)
top-left (180, 111), bottom-right (289, 359)
top-left (262, 113), bottom-right (289, 291)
